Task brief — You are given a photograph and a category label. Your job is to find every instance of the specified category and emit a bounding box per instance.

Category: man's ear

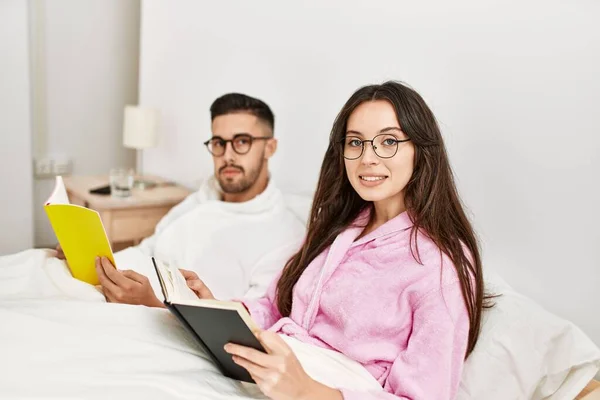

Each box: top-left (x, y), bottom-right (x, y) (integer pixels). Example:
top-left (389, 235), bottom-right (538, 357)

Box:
top-left (264, 138), bottom-right (278, 159)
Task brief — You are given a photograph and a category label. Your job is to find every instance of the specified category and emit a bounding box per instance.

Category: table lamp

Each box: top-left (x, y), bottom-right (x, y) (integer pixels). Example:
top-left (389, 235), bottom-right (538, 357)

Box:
top-left (122, 105), bottom-right (160, 189)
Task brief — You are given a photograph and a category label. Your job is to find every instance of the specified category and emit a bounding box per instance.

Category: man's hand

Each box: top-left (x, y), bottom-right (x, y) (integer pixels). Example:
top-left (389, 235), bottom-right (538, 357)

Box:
top-left (179, 269), bottom-right (215, 300)
top-left (96, 256), bottom-right (164, 308)
top-left (55, 244), bottom-right (66, 260)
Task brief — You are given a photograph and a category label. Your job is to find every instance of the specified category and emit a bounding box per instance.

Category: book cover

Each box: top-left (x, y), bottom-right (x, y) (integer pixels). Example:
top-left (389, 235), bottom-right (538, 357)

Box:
top-left (152, 257), bottom-right (266, 383)
top-left (44, 176), bottom-right (115, 285)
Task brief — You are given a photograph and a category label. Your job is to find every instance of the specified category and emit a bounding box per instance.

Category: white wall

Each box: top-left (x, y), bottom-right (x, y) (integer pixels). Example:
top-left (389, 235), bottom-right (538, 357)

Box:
top-left (0, 0), bottom-right (34, 254)
top-left (32, 0), bottom-right (140, 247)
top-left (139, 0), bottom-right (600, 345)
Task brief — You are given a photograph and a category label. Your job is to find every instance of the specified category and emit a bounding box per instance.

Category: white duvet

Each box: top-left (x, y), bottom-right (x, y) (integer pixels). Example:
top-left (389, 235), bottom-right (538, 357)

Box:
top-left (0, 249), bottom-right (382, 400)
top-left (2, 249), bottom-right (598, 400)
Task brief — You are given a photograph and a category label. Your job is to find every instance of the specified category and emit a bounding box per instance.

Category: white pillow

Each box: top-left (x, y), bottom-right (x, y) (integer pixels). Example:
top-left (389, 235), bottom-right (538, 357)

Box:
top-left (458, 271), bottom-right (600, 400)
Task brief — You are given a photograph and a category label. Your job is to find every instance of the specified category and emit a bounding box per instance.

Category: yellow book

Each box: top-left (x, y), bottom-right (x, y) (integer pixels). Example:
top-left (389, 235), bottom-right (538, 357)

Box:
top-left (44, 176), bottom-right (115, 285)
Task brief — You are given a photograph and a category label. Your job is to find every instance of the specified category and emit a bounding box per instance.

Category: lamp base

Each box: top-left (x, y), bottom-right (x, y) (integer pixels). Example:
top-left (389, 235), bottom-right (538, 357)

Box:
top-left (133, 178), bottom-right (157, 190)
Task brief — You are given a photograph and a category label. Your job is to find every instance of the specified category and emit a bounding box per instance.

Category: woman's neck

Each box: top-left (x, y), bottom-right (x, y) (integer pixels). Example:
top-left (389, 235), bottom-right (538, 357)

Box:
top-left (359, 194), bottom-right (406, 239)
top-left (373, 196), bottom-right (405, 225)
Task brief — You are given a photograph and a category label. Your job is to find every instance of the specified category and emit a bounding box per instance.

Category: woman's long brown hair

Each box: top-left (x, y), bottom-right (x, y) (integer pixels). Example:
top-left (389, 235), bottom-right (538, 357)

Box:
top-left (276, 81), bottom-right (487, 356)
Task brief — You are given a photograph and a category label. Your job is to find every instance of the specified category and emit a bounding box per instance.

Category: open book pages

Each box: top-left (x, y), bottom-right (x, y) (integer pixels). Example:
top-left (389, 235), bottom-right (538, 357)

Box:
top-left (153, 258), bottom-right (260, 333)
top-left (154, 259), bottom-right (201, 303)
top-left (46, 176), bottom-right (70, 205)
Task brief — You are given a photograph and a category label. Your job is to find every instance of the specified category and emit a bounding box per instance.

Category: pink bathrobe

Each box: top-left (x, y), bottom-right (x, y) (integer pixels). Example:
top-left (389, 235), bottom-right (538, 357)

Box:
top-left (243, 210), bottom-right (470, 399)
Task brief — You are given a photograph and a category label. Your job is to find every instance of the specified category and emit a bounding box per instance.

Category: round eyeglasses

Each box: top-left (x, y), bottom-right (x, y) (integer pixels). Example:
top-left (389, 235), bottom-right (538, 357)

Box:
top-left (204, 133), bottom-right (271, 157)
top-left (341, 134), bottom-right (411, 160)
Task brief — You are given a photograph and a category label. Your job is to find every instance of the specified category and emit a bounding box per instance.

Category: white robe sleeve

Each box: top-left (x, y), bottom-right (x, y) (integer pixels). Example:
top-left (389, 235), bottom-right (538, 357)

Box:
top-left (136, 191), bottom-right (203, 257)
top-left (241, 239), bottom-right (303, 300)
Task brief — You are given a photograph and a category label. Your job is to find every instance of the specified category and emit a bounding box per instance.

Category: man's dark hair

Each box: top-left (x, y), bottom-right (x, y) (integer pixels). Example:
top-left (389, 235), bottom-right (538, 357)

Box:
top-left (210, 93), bottom-right (275, 134)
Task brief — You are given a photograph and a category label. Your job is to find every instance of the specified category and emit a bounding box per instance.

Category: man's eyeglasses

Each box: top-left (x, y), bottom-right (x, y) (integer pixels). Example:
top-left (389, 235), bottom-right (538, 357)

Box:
top-left (204, 134), bottom-right (271, 156)
top-left (341, 134), bottom-right (411, 160)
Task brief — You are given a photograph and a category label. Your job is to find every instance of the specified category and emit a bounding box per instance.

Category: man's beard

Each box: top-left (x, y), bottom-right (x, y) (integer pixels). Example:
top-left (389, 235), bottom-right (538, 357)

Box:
top-left (217, 157), bottom-right (264, 194)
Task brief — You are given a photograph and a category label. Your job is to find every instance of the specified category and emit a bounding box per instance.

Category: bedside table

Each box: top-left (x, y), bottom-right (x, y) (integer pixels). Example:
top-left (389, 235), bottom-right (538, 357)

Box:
top-left (63, 175), bottom-right (192, 250)
top-left (582, 388), bottom-right (600, 400)
top-left (577, 380), bottom-right (600, 400)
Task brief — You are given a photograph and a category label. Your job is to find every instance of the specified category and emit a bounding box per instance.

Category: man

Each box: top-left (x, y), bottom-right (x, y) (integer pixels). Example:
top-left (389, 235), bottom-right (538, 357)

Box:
top-left (62, 93), bottom-right (306, 307)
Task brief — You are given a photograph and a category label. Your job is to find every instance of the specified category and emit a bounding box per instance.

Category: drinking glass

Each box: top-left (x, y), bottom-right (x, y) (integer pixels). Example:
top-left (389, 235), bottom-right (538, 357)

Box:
top-left (109, 168), bottom-right (134, 198)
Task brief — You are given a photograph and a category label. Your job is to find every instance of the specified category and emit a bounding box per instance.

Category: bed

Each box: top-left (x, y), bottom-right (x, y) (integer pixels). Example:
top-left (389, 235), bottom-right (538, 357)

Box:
top-left (0, 246), bottom-right (599, 399)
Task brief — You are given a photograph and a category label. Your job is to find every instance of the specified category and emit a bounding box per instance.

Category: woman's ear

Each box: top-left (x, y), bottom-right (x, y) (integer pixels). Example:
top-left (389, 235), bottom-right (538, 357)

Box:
top-left (264, 138), bottom-right (278, 159)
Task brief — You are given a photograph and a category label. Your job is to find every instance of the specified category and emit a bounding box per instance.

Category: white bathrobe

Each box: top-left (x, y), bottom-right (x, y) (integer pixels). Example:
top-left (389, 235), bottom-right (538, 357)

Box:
top-left (128, 177), bottom-right (306, 300)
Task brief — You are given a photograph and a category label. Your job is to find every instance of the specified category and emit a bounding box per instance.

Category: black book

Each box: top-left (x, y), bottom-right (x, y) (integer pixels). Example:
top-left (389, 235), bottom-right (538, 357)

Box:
top-left (151, 257), bottom-right (266, 383)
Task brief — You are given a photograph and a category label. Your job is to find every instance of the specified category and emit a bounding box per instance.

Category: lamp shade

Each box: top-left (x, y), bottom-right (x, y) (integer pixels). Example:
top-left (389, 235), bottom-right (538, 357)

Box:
top-left (122, 105), bottom-right (160, 149)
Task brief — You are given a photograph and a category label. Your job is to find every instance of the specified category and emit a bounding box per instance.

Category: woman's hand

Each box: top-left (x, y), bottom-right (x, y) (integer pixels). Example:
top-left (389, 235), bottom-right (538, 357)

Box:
top-left (179, 269), bottom-right (215, 300)
top-left (224, 331), bottom-right (342, 400)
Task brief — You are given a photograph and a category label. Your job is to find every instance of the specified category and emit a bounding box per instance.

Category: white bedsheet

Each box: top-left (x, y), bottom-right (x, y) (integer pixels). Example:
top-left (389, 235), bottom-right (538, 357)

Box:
top-left (0, 249), bottom-right (382, 399)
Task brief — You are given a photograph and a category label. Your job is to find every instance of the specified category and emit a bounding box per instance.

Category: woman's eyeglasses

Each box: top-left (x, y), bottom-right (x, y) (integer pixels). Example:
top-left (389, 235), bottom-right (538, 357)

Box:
top-left (341, 134), bottom-right (411, 160)
top-left (204, 134), bottom-right (271, 157)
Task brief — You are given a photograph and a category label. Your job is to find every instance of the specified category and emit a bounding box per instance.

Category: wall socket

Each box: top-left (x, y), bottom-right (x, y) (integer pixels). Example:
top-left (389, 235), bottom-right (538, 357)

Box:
top-left (34, 157), bottom-right (72, 179)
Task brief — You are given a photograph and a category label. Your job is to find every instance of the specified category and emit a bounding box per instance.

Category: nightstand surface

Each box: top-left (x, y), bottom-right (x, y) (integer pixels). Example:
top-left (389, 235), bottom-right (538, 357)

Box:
top-left (62, 175), bottom-right (192, 247)
top-left (63, 175), bottom-right (191, 210)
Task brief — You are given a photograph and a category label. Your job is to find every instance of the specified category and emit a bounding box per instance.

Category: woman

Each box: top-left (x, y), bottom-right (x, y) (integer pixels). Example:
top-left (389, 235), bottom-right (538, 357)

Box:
top-left (184, 81), bottom-right (485, 399)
